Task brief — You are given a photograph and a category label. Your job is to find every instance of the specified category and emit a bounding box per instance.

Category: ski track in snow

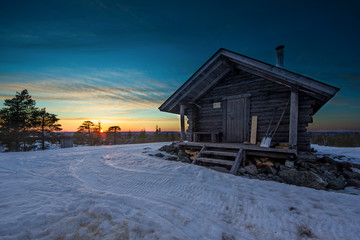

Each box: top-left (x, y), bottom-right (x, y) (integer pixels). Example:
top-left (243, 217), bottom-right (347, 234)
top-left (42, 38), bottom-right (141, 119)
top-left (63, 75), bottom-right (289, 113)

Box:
top-left (0, 143), bottom-right (359, 240)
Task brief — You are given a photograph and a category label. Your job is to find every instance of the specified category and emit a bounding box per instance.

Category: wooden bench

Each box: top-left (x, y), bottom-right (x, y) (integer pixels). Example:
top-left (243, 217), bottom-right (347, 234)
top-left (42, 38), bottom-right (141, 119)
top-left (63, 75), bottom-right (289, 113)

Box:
top-left (193, 132), bottom-right (221, 143)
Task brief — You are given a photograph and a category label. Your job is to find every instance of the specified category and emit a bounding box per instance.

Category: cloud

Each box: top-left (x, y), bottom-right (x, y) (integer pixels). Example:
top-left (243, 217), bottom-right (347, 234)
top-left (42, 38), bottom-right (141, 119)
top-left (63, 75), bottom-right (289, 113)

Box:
top-left (0, 26), bottom-right (101, 50)
top-left (0, 68), bottom-right (176, 113)
top-left (339, 74), bottom-right (360, 92)
top-left (328, 94), bottom-right (360, 109)
top-left (61, 116), bottom-right (178, 123)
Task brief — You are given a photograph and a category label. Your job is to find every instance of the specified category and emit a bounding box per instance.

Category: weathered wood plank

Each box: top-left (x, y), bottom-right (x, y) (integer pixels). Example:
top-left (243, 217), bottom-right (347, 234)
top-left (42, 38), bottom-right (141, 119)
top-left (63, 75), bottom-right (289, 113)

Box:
top-left (251, 104), bottom-right (312, 111)
top-left (230, 148), bottom-right (244, 174)
top-left (222, 100), bottom-right (227, 142)
top-left (192, 145), bottom-right (206, 164)
top-left (289, 90), bottom-right (299, 147)
top-left (244, 97), bottom-right (250, 142)
top-left (250, 116), bottom-right (258, 144)
top-left (202, 150), bottom-right (237, 157)
top-left (222, 93), bottom-right (251, 100)
top-left (197, 157), bottom-right (234, 166)
top-left (180, 104), bottom-right (185, 142)
top-left (192, 68), bottom-right (231, 102)
top-left (245, 150), bottom-right (293, 159)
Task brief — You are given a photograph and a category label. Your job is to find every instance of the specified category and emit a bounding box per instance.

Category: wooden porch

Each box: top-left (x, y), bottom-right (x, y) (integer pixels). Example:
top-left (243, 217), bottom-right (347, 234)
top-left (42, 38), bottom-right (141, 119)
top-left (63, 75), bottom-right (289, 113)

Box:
top-left (177, 141), bottom-right (296, 175)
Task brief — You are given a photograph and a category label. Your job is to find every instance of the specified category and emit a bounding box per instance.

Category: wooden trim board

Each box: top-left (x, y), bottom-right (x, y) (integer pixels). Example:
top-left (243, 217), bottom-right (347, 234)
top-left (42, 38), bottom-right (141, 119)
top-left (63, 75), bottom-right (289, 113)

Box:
top-left (250, 116), bottom-right (258, 144)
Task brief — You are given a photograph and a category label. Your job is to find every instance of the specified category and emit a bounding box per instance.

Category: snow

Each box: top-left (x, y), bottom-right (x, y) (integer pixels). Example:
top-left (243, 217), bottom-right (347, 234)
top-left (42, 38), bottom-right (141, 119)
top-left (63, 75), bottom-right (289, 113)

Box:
top-left (0, 143), bottom-right (359, 239)
top-left (0, 141), bottom-right (60, 152)
top-left (0, 145), bottom-right (8, 152)
top-left (312, 144), bottom-right (360, 165)
top-left (32, 141), bottom-right (61, 151)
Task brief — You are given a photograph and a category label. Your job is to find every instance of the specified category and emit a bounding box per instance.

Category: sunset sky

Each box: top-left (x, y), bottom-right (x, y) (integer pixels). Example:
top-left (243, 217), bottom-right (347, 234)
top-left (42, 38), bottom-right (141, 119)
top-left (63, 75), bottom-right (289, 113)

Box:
top-left (1, 0), bottom-right (359, 132)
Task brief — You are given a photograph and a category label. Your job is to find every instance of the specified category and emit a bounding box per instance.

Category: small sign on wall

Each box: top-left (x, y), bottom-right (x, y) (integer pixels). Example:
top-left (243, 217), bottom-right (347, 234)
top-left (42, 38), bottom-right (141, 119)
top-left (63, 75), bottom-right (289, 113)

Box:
top-left (213, 102), bottom-right (221, 109)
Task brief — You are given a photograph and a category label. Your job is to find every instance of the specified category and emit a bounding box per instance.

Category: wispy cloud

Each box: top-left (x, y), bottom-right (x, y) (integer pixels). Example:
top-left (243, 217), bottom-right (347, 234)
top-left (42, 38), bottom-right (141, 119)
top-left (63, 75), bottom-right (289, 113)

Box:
top-left (339, 74), bottom-right (360, 92)
top-left (328, 94), bottom-right (360, 109)
top-left (0, 69), bottom-right (179, 122)
top-left (0, 68), bottom-right (176, 112)
top-left (0, 26), bottom-right (100, 50)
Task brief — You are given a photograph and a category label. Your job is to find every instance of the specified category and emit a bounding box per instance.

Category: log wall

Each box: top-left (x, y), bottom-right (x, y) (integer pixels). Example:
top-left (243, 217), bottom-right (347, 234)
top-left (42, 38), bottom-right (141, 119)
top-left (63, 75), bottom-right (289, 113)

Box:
top-left (186, 70), bottom-right (314, 151)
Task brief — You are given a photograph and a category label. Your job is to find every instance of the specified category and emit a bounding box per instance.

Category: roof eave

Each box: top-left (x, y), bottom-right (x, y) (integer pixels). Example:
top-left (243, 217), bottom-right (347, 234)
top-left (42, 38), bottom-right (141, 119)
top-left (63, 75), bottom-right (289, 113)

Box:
top-left (159, 49), bottom-right (225, 113)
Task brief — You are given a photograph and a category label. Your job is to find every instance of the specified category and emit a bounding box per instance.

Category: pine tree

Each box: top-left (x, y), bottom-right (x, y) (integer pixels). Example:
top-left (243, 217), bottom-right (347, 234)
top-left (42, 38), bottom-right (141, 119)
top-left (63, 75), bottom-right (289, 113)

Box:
top-left (138, 129), bottom-right (147, 143)
top-left (125, 130), bottom-right (133, 143)
top-left (31, 108), bottom-right (62, 150)
top-left (154, 125), bottom-right (162, 142)
top-left (78, 121), bottom-right (95, 145)
top-left (108, 126), bottom-right (121, 144)
top-left (127, 130), bottom-right (132, 139)
top-left (93, 121), bottom-right (103, 145)
top-left (0, 89), bottom-right (36, 151)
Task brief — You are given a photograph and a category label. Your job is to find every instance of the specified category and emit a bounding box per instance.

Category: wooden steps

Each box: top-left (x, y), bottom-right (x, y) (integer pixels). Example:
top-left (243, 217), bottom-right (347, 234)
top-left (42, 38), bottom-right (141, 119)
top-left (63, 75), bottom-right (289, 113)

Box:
top-left (191, 145), bottom-right (244, 174)
top-left (179, 142), bottom-right (296, 175)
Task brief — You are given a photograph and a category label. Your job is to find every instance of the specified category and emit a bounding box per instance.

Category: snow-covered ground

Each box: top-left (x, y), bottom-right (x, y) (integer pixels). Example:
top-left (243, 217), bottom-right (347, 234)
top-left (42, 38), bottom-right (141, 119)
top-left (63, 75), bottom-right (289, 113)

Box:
top-left (312, 144), bottom-right (360, 165)
top-left (0, 143), bottom-right (359, 240)
top-left (0, 141), bottom-right (60, 153)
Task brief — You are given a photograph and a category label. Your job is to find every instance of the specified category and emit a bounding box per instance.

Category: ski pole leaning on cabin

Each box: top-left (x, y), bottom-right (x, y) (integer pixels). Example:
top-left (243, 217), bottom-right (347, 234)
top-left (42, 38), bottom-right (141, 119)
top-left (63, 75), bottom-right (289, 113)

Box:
top-left (261, 98), bottom-right (290, 148)
top-left (260, 107), bottom-right (277, 147)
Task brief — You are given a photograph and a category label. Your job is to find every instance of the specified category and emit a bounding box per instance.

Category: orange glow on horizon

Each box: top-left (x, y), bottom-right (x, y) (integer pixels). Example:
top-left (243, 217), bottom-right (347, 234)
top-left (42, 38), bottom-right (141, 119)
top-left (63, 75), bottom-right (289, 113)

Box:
top-left (58, 118), bottom-right (181, 132)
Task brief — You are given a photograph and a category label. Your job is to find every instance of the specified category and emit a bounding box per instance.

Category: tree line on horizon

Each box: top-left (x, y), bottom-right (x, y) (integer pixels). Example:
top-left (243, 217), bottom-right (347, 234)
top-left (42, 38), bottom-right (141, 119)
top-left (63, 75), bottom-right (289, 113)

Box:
top-left (74, 123), bottom-right (180, 146)
top-left (311, 132), bottom-right (360, 147)
top-left (0, 90), bottom-right (61, 152)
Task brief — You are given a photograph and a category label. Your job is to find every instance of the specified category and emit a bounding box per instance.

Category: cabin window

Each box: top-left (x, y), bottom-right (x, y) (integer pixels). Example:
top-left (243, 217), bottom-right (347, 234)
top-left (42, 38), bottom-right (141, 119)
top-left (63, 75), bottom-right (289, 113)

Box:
top-left (213, 102), bottom-right (221, 109)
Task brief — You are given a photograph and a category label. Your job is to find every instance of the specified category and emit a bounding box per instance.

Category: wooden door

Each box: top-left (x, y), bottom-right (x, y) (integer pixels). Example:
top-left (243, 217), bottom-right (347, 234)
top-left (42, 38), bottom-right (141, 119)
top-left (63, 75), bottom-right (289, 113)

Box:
top-left (226, 98), bottom-right (246, 142)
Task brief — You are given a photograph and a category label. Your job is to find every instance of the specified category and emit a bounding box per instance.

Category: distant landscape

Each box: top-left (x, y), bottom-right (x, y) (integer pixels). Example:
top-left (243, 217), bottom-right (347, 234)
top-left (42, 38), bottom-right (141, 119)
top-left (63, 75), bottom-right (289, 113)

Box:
top-left (311, 131), bottom-right (360, 147)
top-left (2, 130), bottom-right (360, 153)
top-left (0, 130), bottom-right (181, 152)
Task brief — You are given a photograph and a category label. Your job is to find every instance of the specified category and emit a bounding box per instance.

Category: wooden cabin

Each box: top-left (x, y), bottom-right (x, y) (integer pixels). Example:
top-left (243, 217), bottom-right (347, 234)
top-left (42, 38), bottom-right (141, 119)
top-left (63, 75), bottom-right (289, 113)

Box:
top-left (159, 48), bottom-right (339, 152)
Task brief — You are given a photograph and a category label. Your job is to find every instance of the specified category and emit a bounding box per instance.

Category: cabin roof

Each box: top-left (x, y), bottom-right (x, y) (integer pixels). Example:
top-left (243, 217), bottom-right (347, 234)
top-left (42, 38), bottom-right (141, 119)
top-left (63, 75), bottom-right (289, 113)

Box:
top-left (159, 48), bottom-right (339, 114)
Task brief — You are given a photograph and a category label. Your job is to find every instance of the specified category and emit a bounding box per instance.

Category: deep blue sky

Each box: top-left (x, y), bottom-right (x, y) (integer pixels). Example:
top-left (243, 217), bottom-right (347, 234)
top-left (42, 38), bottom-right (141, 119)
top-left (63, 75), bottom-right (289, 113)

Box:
top-left (1, 0), bottom-right (359, 131)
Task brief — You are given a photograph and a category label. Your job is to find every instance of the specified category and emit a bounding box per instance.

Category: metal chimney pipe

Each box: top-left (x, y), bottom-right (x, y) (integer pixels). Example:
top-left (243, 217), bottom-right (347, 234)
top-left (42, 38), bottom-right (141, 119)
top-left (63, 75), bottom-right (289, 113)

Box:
top-left (276, 45), bottom-right (284, 68)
